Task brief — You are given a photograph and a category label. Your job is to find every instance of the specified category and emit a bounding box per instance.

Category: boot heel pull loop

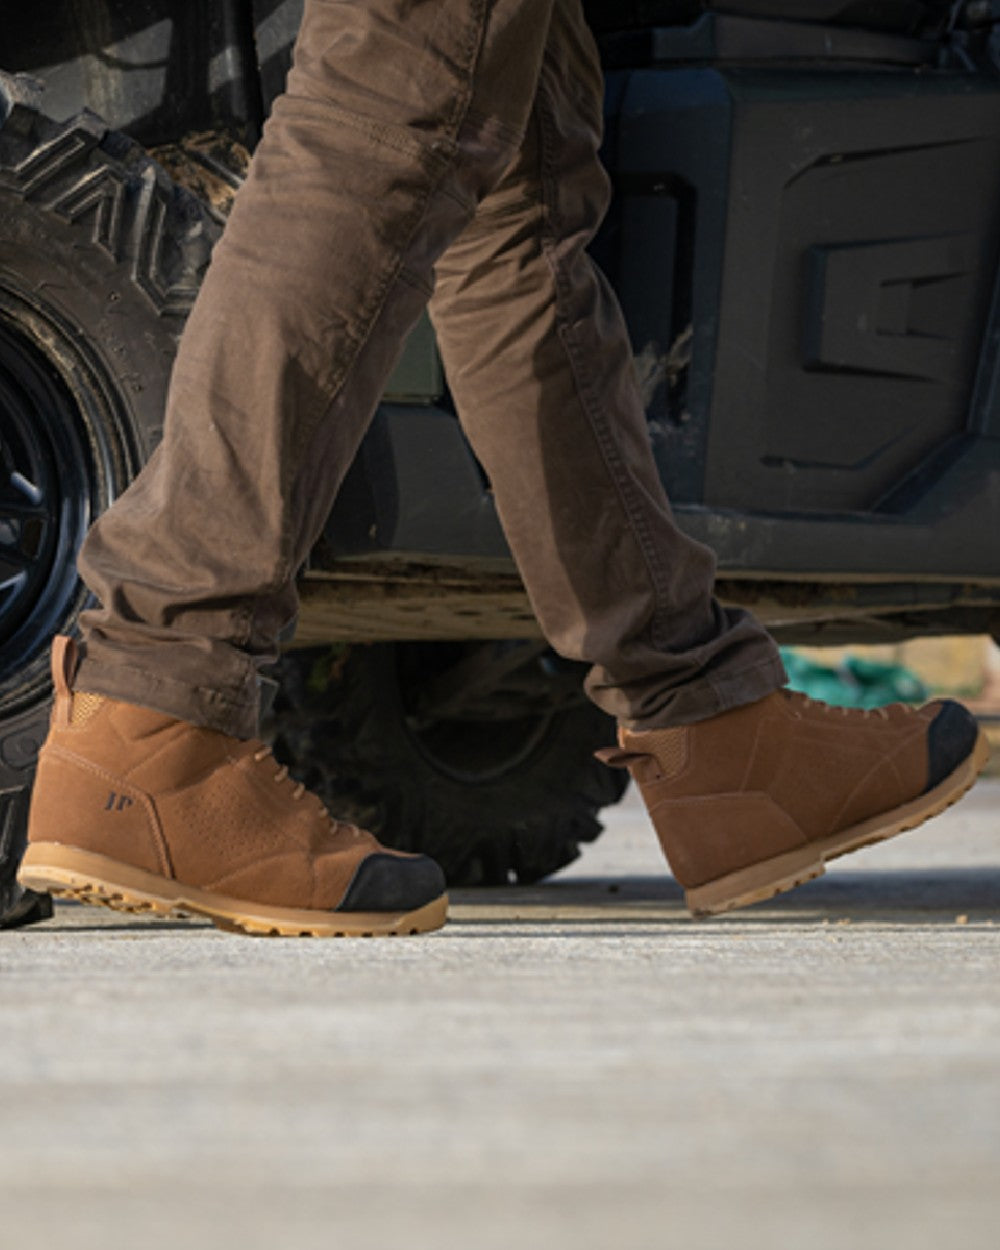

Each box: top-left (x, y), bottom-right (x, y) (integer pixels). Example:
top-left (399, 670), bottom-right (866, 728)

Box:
top-left (594, 746), bottom-right (647, 769)
top-left (51, 635), bottom-right (78, 727)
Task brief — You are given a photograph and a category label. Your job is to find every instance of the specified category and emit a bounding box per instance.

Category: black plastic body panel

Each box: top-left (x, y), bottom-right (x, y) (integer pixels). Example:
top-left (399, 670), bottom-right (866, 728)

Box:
top-left (612, 69), bottom-right (1000, 516)
top-left (584, 2), bottom-right (949, 33)
top-left (599, 17), bottom-right (937, 67)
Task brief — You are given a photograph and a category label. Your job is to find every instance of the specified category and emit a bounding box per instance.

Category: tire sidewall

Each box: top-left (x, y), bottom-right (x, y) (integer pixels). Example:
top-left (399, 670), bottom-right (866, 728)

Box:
top-left (0, 118), bottom-right (207, 789)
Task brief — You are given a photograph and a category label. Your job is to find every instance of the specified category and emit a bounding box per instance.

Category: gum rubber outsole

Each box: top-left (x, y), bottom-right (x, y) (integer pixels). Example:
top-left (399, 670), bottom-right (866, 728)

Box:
top-left (17, 844), bottom-right (448, 937)
top-left (685, 729), bottom-right (991, 918)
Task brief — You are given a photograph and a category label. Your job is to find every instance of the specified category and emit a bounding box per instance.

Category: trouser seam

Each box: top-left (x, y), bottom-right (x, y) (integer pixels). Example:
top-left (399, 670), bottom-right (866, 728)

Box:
top-left (535, 77), bottom-right (675, 654)
top-left (270, 172), bottom-right (439, 572)
top-left (443, 1), bottom-right (489, 133)
top-left (254, 3), bottom-right (493, 613)
top-left (293, 97), bottom-right (456, 168)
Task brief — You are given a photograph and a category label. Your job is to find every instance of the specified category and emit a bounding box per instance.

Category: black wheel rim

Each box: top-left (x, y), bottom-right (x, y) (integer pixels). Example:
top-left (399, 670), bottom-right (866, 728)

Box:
top-left (0, 319), bottom-right (96, 686)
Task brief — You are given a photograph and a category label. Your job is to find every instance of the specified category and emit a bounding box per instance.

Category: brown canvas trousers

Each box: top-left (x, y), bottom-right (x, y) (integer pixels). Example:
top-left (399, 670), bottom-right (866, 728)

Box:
top-left (75, 0), bottom-right (785, 739)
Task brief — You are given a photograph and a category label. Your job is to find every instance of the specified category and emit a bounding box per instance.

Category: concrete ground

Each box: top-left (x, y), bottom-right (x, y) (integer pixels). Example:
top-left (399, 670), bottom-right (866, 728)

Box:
top-left (1, 782), bottom-right (998, 1250)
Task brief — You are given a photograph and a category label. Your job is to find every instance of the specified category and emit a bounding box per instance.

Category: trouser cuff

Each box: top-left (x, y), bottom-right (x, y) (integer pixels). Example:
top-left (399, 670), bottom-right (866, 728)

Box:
top-left (621, 651), bottom-right (788, 732)
top-left (73, 657), bottom-right (262, 739)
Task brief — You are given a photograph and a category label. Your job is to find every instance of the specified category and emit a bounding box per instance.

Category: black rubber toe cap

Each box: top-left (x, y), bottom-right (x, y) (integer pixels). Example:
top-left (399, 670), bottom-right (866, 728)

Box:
top-left (337, 853), bottom-right (446, 913)
top-left (925, 700), bottom-right (979, 793)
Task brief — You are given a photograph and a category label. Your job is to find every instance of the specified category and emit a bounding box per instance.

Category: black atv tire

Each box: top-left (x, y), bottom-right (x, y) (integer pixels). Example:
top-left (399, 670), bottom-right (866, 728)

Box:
top-left (267, 643), bottom-right (628, 887)
top-left (0, 75), bottom-right (218, 926)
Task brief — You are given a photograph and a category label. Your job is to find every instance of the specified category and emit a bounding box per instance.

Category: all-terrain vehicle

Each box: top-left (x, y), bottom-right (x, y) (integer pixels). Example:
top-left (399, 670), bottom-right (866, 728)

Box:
top-left (3, 0), bottom-right (1000, 926)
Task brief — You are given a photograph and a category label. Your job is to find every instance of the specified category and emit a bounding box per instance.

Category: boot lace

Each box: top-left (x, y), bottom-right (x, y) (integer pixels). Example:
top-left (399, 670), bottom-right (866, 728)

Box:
top-left (253, 744), bottom-right (309, 801)
top-left (785, 689), bottom-right (891, 720)
top-left (249, 744), bottom-right (366, 838)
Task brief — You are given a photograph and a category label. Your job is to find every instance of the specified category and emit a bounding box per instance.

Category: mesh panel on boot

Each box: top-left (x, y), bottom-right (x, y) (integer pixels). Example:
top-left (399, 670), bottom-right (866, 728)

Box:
top-left (178, 780), bottom-right (244, 846)
top-left (70, 692), bottom-right (105, 727)
top-left (645, 728), bottom-right (688, 779)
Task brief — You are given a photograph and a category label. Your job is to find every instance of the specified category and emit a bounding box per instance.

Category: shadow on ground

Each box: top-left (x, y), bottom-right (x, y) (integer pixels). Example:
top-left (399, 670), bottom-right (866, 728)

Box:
top-left (12, 866), bottom-right (998, 937)
top-left (448, 867), bottom-right (1000, 928)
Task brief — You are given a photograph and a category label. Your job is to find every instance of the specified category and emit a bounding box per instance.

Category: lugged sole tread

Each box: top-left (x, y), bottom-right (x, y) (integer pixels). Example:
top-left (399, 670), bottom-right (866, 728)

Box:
top-left (19, 846), bottom-right (447, 937)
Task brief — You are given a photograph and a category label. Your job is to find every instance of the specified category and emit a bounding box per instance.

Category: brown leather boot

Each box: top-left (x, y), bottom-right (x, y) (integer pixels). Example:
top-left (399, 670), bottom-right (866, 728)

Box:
top-left (18, 638), bottom-right (447, 936)
top-left (599, 689), bottom-right (989, 917)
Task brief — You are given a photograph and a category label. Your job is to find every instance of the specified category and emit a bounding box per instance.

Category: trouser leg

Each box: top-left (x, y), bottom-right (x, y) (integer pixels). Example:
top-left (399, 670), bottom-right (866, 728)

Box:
top-left (428, 0), bottom-right (785, 728)
top-left (75, 0), bottom-right (557, 736)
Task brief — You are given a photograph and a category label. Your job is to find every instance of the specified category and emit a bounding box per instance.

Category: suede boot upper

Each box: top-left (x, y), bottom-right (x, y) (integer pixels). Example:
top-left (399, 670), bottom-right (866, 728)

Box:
top-left (27, 638), bottom-right (443, 916)
top-left (602, 689), bottom-right (982, 896)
